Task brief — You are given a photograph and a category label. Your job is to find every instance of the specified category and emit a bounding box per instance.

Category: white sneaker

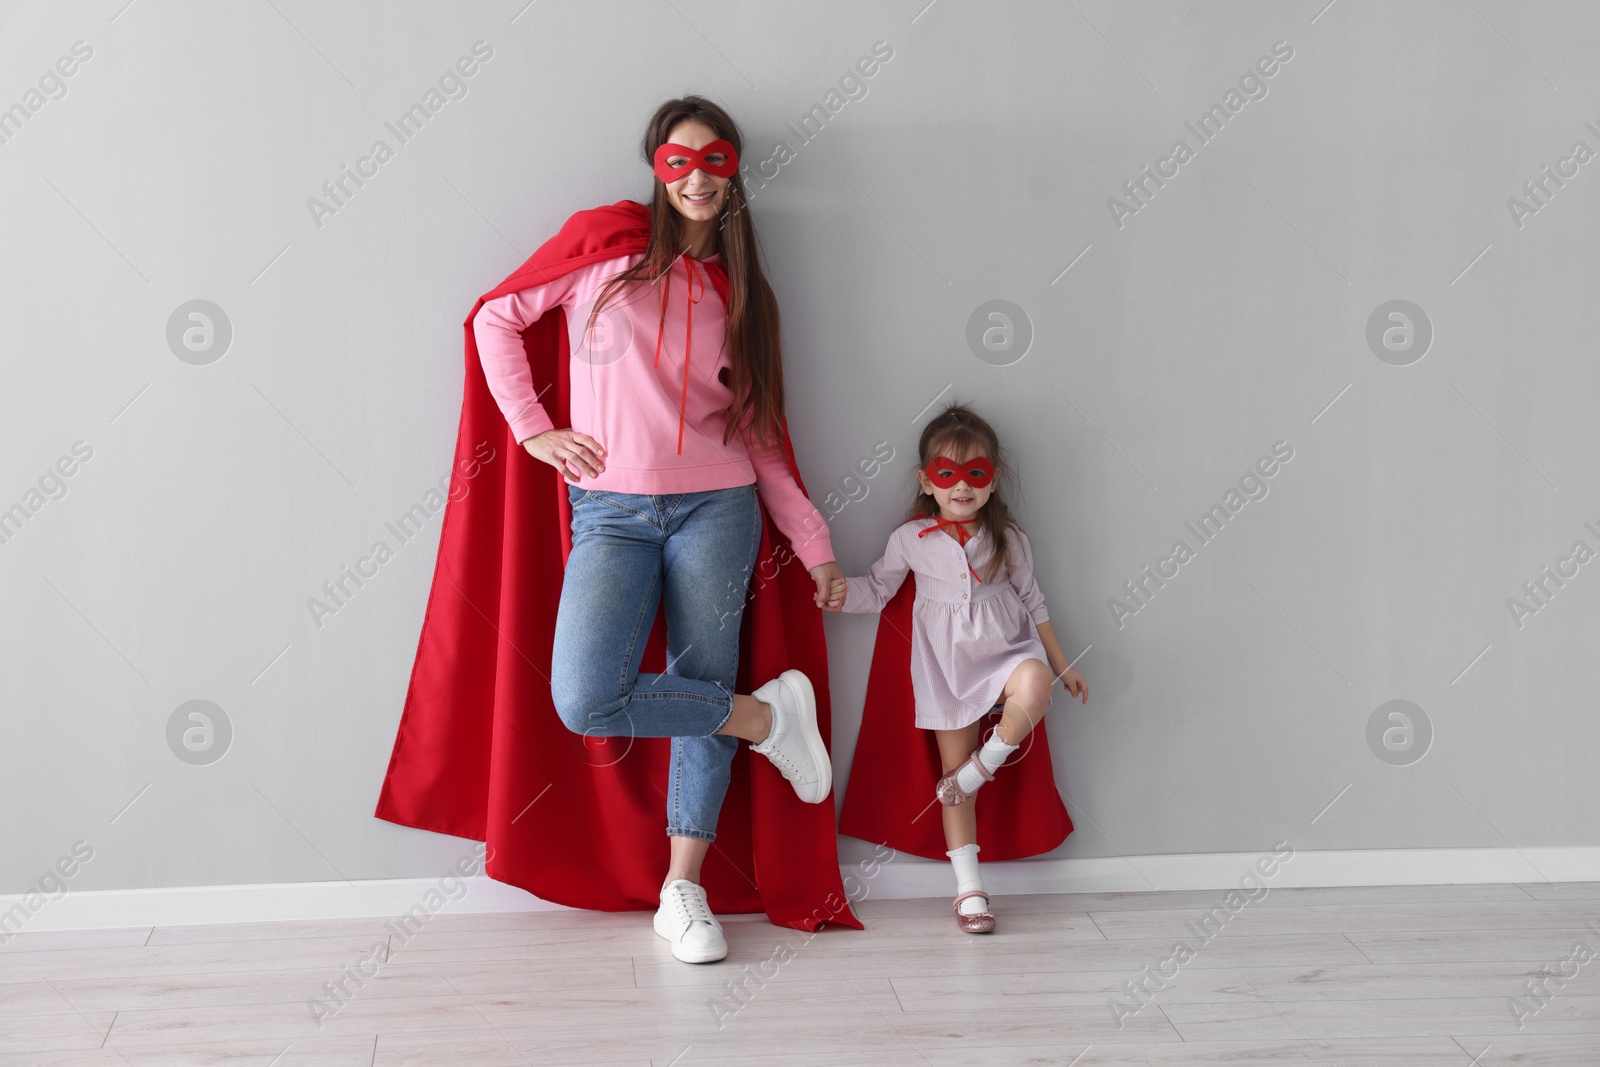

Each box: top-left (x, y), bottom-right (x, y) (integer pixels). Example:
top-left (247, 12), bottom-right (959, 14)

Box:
top-left (653, 879), bottom-right (727, 964)
top-left (749, 669), bottom-right (832, 804)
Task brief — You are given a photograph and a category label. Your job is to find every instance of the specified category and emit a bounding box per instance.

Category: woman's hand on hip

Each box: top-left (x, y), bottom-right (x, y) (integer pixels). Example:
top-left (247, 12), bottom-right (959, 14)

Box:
top-left (522, 429), bottom-right (606, 482)
top-left (809, 561), bottom-right (845, 610)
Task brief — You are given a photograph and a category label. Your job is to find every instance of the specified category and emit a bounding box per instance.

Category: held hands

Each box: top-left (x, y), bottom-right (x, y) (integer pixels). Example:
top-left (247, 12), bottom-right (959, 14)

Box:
top-left (523, 429), bottom-right (606, 482)
top-left (821, 576), bottom-right (848, 611)
top-left (810, 562), bottom-right (846, 610)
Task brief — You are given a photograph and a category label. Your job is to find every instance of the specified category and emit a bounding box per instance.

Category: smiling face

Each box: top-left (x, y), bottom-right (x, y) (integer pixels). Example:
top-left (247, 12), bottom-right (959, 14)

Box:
top-left (917, 442), bottom-right (995, 522)
top-left (658, 119), bottom-right (732, 227)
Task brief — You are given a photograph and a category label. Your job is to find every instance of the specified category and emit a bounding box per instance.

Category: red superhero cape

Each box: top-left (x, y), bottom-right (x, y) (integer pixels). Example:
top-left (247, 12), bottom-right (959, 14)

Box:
top-left (374, 198), bottom-right (862, 932)
top-left (839, 571), bottom-right (1075, 861)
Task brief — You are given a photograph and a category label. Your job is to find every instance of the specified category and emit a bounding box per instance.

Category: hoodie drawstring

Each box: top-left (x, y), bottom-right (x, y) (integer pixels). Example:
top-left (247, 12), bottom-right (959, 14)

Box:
top-left (653, 255), bottom-right (707, 455)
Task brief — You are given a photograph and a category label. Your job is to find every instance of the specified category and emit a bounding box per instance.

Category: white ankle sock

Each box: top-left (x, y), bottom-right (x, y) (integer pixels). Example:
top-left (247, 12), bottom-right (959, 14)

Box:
top-left (954, 731), bottom-right (1019, 794)
top-left (947, 843), bottom-right (987, 915)
top-left (978, 729), bottom-right (1020, 772)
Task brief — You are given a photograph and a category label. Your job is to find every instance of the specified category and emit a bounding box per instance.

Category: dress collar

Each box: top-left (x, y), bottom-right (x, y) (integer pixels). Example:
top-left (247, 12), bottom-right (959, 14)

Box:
top-left (917, 515), bottom-right (984, 541)
top-left (916, 516), bottom-right (984, 582)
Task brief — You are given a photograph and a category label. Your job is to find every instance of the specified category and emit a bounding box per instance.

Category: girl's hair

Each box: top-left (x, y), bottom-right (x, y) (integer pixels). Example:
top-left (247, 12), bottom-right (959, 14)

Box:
top-left (585, 95), bottom-right (785, 451)
top-left (905, 402), bottom-right (1019, 583)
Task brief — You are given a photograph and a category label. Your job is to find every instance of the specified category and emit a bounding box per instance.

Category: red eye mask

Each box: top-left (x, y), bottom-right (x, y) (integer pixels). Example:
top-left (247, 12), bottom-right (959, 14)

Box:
top-left (652, 139), bottom-right (740, 183)
top-left (924, 455), bottom-right (994, 489)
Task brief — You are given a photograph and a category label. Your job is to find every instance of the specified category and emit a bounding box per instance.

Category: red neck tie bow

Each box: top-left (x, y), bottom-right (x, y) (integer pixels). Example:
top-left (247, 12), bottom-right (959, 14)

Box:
top-left (917, 517), bottom-right (983, 583)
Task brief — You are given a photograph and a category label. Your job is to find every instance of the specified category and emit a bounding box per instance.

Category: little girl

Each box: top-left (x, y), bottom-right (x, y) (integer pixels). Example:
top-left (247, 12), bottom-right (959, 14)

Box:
top-left (823, 403), bottom-right (1087, 933)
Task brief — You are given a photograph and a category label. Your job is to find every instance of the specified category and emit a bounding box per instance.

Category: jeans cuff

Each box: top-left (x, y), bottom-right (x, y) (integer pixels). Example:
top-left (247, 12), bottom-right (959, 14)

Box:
top-left (666, 827), bottom-right (716, 842)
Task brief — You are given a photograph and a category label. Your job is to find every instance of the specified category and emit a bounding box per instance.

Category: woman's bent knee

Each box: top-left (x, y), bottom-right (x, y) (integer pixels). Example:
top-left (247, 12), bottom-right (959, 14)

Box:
top-left (551, 685), bottom-right (629, 737)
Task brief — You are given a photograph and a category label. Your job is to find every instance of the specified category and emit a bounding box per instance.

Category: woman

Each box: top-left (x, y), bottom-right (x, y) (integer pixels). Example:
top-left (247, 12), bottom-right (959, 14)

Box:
top-left (465, 97), bottom-right (847, 962)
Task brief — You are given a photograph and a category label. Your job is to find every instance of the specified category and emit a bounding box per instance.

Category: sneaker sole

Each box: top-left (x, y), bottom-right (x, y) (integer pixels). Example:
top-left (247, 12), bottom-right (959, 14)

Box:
top-left (653, 909), bottom-right (728, 964)
top-left (776, 669), bottom-right (832, 803)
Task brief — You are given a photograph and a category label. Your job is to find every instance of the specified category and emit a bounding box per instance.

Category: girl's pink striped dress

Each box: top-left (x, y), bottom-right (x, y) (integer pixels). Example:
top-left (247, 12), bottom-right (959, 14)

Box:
top-left (840, 516), bottom-right (1053, 730)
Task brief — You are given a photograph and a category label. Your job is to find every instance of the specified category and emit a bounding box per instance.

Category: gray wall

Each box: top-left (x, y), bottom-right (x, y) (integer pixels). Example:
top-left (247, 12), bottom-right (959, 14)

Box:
top-left (3, 0), bottom-right (1596, 896)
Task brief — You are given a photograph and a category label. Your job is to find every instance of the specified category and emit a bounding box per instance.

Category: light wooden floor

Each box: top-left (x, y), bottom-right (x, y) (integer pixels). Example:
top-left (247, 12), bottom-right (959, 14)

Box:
top-left (3, 881), bottom-right (1599, 1065)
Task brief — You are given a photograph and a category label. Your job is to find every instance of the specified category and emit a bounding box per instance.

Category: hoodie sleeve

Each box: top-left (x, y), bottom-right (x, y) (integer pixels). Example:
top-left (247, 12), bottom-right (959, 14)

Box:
top-left (472, 272), bottom-right (588, 445)
top-left (741, 421), bottom-right (836, 571)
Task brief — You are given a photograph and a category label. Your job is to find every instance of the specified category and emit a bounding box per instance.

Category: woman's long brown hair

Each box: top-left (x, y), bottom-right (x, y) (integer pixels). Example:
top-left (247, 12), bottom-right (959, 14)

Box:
top-left (584, 96), bottom-right (785, 451)
top-left (904, 402), bottom-right (1018, 583)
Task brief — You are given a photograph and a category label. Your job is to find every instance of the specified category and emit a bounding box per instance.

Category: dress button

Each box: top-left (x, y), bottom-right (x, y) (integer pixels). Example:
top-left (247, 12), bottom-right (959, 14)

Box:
top-left (961, 593), bottom-right (968, 599)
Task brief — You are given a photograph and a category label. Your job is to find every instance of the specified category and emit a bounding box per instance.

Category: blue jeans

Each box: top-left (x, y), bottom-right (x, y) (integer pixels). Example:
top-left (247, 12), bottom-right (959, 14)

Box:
top-left (551, 482), bottom-right (763, 841)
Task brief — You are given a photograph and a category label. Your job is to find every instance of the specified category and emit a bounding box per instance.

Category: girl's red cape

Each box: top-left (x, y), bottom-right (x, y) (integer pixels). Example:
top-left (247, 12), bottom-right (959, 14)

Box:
top-left (839, 572), bottom-right (1075, 861)
top-left (374, 199), bottom-right (861, 932)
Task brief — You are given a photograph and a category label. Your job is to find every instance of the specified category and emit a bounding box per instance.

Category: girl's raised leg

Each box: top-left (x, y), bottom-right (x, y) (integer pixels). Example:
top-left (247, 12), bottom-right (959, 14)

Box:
top-left (938, 658), bottom-right (1057, 805)
top-left (994, 658), bottom-right (1055, 746)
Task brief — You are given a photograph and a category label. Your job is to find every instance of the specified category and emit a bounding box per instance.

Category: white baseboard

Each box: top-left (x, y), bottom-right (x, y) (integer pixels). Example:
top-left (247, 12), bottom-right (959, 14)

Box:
top-left (4, 847), bottom-right (1597, 934)
top-left (0, 873), bottom-right (570, 937)
top-left (840, 845), bottom-right (1600, 900)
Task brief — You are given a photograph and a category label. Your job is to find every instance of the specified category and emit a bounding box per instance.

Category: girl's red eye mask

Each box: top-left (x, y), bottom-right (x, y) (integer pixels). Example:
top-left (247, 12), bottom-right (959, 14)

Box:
top-left (652, 139), bottom-right (740, 183)
top-left (924, 455), bottom-right (994, 489)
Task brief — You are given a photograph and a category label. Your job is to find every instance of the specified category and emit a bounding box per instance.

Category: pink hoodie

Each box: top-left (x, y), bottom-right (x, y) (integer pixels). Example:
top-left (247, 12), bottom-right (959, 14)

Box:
top-left (473, 249), bottom-right (835, 571)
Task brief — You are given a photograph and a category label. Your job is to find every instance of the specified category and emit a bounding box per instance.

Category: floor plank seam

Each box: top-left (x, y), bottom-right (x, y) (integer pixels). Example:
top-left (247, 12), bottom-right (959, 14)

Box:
top-left (1154, 1000), bottom-right (1181, 1042)
top-left (843, 975), bottom-right (933, 1065)
top-left (1340, 931), bottom-right (1374, 965)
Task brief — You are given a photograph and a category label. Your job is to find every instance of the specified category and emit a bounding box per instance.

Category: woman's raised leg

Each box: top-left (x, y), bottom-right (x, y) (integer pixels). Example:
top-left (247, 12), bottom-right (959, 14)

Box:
top-left (550, 490), bottom-right (739, 741)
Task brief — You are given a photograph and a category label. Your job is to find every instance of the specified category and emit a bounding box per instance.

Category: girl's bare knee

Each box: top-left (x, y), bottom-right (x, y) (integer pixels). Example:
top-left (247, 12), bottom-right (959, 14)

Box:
top-left (1022, 661), bottom-right (1056, 709)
